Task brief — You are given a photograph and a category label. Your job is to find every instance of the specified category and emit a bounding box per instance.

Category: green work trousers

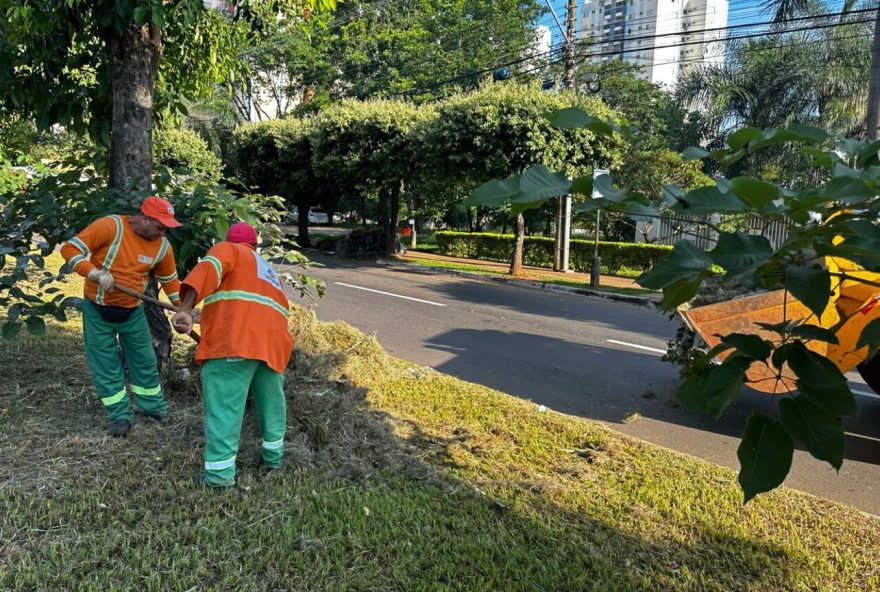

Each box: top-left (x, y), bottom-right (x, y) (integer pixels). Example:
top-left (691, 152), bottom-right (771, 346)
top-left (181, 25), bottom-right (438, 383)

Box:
top-left (200, 358), bottom-right (286, 488)
top-left (83, 300), bottom-right (168, 423)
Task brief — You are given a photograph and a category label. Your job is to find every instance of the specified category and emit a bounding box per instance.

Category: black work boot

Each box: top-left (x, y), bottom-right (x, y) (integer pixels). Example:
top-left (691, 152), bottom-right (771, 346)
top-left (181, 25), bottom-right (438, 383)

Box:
top-left (109, 419), bottom-right (132, 438)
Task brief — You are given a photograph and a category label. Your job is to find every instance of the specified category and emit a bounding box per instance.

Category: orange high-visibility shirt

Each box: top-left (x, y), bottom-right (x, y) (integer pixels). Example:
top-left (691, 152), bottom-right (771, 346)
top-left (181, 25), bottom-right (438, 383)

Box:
top-left (60, 215), bottom-right (182, 308)
top-left (182, 242), bottom-right (293, 373)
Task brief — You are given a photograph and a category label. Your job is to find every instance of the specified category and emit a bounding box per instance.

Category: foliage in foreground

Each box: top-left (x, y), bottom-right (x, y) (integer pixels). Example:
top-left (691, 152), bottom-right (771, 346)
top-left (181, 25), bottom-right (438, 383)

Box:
top-left (468, 108), bottom-right (880, 501)
top-left (0, 306), bottom-right (877, 591)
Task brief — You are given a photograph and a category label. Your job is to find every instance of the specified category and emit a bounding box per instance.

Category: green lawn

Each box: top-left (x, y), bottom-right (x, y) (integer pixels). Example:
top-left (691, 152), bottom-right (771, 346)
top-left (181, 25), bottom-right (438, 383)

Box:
top-left (0, 257), bottom-right (878, 591)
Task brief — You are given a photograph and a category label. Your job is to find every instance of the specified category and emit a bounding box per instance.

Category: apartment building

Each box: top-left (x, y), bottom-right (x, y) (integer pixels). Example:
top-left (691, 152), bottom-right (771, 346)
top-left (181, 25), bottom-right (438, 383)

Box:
top-left (577, 0), bottom-right (728, 87)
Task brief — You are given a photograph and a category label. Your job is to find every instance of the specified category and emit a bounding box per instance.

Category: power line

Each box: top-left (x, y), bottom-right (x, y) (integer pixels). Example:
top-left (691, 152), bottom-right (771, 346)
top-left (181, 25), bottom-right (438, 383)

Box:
top-left (401, 8), bottom-right (875, 98)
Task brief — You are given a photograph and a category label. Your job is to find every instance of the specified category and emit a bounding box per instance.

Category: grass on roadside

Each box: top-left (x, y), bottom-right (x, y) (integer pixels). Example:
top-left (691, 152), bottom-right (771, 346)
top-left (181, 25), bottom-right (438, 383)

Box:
top-left (404, 256), bottom-right (657, 297)
top-left (0, 256), bottom-right (878, 591)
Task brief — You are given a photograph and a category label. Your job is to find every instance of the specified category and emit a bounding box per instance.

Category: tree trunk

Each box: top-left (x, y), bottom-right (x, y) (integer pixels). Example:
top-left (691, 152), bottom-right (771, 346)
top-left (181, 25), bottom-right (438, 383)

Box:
top-left (509, 213), bottom-right (525, 276)
top-left (867, 6), bottom-right (880, 140)
top-left (386, 183), bottom-right (401, 257)
top-left (378, 188), bottom-right (389, 253)
top-left (296, 201), bottom-right (311, 248)
top-left (105, 23), bottom-right (173, 380)
top-left (106, 23), bottom-right (159, 191)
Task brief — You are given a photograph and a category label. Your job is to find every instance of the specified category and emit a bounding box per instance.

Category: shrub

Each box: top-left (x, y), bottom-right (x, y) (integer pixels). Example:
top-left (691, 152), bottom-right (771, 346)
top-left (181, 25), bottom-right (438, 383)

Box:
top-left (435, 231), bottom-right (672, 277)
top-left (154, 128), bottom-right (223, 181)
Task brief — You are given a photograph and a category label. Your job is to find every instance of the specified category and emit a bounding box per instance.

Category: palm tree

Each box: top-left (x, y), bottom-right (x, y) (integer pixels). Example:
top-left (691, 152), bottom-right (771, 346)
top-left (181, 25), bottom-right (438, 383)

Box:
top-left (765, 0), bottom-right (880, 139)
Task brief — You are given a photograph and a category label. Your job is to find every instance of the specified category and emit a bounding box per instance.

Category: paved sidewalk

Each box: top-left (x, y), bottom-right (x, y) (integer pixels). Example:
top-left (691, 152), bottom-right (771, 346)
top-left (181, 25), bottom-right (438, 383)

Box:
top-left (378, 249), bottom-right (661, 306)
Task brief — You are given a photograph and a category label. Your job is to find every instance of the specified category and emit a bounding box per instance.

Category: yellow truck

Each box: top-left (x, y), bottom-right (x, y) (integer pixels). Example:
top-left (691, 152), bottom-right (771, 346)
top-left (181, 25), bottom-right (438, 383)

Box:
top-left (680, 253), bottom-right (880, 394)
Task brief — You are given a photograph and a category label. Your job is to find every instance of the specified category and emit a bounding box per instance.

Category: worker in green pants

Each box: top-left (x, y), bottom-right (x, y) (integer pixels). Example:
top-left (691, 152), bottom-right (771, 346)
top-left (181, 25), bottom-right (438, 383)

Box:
top-left (172, 222), bottom-right (293, 488)
top-left (83, 301), bottom-right (168, 423)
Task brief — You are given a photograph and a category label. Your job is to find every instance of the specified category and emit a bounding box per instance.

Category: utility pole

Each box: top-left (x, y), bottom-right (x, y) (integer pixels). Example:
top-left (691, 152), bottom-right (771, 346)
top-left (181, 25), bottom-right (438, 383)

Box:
top-left (553, 0), bottom-right (578, 271)
top-left (867, 6), bottom-right (880, 140)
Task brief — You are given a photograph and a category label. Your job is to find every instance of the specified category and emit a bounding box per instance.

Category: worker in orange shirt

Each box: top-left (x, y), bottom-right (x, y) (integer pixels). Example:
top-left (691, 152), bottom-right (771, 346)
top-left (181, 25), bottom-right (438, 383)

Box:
top-left (171, 222), bottom-right (293, 489)
top-left (60, 196), bottom-right (183, 437)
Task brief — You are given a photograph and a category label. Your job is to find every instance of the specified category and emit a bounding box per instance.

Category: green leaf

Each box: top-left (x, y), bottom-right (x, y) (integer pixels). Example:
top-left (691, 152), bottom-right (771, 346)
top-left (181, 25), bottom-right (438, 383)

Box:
top-left (727, 177), bottom-right (780, 209)
top-left (857, 317), bottom-right (880, 349)
top-left (2, 321), bottom-right (21, 339)
top-left (676, 374), bottom-right (709, 412)
top-left (638, 240), bottom-right (712, 289)
top-left (818, 177), bottom-right (875, 202)
top-left (750, 126), bottom-right (829, 150)
top-left (682, 147), bottom-right (710, 161)
top-left (737, 411), bottom-right (794, 503)
top-left (570, 175), bottom-right (593, 197)
top-left (709, 232), bottom-right (774, 277)
top-left (790, 324), bottom-right (839, 345)
top-left (787, 347), bottom-right (858, 416)
top-left (705, 357), bottom-right (751, 418)
top-left (214, 218), bottom-right (229, 240)
top-left (779, 397), bottom-right (844, 470)
top-left (785, 265), bottom-right (830, 319)
top-left (514, 165), bottom-right (571, 203)
top-left (673, 186), bottom-right (748, 215)
top-left (720, 333), bottom-right (771, 361)
top-left (726, 127), bottom-right (762, 151)
top-left (546, 107), bottom-right (588, 129)
top-left (466, 175), bottom-right (520, 207)
top-left (592, 174), bottom-right (632, 202)
top-left (660, 277), bottom-right (703, 310)
top-left (25, 316), bottom-right (46, 336)
top-left (547, 108), bottom-right (615, 135)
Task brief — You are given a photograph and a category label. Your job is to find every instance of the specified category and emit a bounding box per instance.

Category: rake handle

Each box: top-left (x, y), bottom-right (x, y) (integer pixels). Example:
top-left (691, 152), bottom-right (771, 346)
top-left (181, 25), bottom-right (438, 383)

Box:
top-left (114, 284), bottom-right (201, 343)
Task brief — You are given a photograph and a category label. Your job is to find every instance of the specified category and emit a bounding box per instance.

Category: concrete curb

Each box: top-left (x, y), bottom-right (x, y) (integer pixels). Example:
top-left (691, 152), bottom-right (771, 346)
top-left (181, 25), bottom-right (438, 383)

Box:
top-left (375, 258), bottom-right (661, 308)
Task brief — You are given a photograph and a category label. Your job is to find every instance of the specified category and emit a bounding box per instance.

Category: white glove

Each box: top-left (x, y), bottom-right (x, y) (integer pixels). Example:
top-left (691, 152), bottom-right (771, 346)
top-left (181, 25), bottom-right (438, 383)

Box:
top-left (88, 268), bottom-right (116, 291)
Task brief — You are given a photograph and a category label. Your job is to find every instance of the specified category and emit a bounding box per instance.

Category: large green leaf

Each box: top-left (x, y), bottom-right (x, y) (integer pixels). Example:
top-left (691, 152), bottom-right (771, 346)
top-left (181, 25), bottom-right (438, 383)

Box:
top-left (709, 232), bottom-right (774, 277)
top-left (789, 324), bottom-right (839, 345)
top-left (547, 108), bottom-right (615, 136)
top-left (857, 317), bottom-right (880, 349)
top-left (720, 333), bottom-right (771, 361)
top-left (637, 240), bottom-right (712, 289)
top-left (784, 265), bottom-right (830, 319)
top-left (515, 165), bottom-right (570, 203)
top-left (779, 397), bottom-right (844, 470)
top-left (749, 126), bottom-right (829, 150)
top-left (726, 127), bottom-right (763, 151)
top-left (737, 412), bottom-right (794, 503)
top-left (592, 174), bottom-right (632, 202)
top-left (673, 186), bottom-right (748, 215)
top-left (570, 174), bottom-right (593, 197)
top-left (818, 177), bottom-right (875, 202)
top-left (704, 357), bottom-right (751, 419)
top-left (659, 277), bottom-right (703, 310)
top-left (787, 347), bottom-right (858, 416)
top-left (466, 174), bottom-right (520, 207)
top-left (676, 374), bottom-right (709, 412)
top-left (727, 177), bottom-right (780, 209)
top-left (682, 147), bottom-right (710, 161)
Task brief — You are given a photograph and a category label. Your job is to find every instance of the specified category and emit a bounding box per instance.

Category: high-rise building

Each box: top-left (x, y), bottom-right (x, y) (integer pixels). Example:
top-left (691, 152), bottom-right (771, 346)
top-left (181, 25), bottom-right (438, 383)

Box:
top-left (577, 0), bottom-right (728, 88)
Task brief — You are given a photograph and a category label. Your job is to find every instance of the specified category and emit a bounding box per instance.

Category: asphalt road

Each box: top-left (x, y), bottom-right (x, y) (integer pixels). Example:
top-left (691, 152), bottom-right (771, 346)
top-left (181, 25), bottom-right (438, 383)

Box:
top-left (286, 254), bottom-right (880, 515)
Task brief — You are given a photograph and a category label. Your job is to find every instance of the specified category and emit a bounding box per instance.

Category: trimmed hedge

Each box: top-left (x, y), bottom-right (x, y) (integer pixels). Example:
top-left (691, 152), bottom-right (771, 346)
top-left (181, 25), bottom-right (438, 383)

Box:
top-left (435, 231), bottom-right (673, 277)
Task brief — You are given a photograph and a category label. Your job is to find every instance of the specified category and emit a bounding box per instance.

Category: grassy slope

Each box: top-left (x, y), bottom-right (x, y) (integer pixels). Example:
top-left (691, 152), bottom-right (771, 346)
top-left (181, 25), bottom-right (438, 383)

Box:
top-left (0, 257), bottom-right (878, 591)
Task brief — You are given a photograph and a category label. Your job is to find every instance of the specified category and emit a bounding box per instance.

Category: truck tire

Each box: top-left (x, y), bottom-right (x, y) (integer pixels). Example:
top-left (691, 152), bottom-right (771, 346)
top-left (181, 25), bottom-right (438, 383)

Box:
top-left (857, 354), bottom-right (880, 395)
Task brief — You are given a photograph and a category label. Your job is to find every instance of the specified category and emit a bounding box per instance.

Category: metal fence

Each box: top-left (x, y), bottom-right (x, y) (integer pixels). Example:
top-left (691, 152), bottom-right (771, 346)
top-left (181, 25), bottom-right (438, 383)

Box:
top-left (646, 215), bottom-right (792, 250)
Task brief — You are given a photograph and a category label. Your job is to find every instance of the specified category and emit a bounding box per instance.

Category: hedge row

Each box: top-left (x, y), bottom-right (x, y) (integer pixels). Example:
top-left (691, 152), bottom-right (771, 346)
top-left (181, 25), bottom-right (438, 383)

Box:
top-left (435, 231), bottom-right (673, 277)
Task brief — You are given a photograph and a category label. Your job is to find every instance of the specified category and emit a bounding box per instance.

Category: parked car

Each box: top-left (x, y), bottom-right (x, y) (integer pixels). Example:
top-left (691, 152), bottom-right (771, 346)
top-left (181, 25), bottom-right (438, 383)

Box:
top-left (308, 207), bottom-right (329, 224)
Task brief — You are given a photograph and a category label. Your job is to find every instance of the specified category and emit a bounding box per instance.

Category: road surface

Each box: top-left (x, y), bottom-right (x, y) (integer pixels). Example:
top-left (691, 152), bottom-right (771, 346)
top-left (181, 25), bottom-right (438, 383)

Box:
top-left (286, 255), bottom-right (880, 515)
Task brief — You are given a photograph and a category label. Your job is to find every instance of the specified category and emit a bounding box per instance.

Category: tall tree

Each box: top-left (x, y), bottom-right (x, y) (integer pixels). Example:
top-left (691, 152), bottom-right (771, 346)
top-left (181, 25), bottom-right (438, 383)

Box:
top-left (0, 0), bottom-right (334, 369)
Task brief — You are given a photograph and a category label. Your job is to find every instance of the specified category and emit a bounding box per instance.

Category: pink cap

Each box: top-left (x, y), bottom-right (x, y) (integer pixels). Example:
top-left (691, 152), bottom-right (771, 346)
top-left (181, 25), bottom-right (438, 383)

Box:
top-left (226, 222), bottom-right (258, 245)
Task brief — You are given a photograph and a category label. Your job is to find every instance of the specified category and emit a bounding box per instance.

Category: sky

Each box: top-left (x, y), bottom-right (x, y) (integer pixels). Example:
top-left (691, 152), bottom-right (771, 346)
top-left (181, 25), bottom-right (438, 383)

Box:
top-left (536, 0), bottom-right (848, 48)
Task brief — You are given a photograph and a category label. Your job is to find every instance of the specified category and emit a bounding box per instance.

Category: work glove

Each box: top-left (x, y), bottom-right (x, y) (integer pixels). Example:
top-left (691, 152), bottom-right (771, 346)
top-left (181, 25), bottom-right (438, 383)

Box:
top-left (87, 268), bottom-right (115, 291)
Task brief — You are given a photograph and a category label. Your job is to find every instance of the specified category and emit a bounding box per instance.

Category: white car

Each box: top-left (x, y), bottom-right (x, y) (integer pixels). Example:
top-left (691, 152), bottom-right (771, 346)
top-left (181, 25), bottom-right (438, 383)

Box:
top-left (307, 208), bottom-right (329, 224)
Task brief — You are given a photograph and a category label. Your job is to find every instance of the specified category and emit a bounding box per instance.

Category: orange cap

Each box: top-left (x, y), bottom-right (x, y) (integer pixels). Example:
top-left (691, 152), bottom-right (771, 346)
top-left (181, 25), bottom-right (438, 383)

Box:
top-left (140, 195), bottom-right (182, 228)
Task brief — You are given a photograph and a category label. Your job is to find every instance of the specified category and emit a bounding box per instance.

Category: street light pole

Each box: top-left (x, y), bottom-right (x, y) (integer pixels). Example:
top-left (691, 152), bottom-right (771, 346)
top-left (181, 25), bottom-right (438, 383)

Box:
top-left (553, 0), bottom-right (578, 271)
